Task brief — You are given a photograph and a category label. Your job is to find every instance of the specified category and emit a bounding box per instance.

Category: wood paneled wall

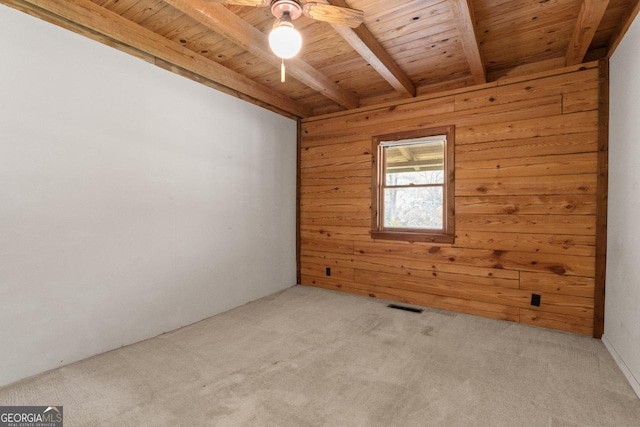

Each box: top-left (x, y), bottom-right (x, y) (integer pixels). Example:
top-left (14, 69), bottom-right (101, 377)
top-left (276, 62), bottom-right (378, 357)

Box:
top-left (299, 61), bottom-right (607, 336)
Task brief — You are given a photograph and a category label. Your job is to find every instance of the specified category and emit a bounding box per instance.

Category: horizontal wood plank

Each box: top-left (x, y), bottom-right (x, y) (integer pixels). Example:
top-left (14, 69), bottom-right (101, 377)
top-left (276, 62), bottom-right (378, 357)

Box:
top-left (456, 132), bottom-right (598, 162)
top-left (456, 153), bottom-right (597, 179)
top-left (456, 195), bottom-right (596, 215)
top-left (300, 225), bottom-right (371, 241)
top-left (300, 197), bottom-right (371, 211)
top-left (455, 231), bottom-right (595, 257)
top-left (300, 237), bottom-right (355, 255)
top-left (520, 272), bottom-right (595, 298)
top-left (301, 262), bottom-right (354, 281)
top-left (520, 308), bottom-right (592, 335)
top-left (563, 86), bottom-right (600, 113)
top-left (456, 174), bottom-right (597, 196)
top-left (456, 214), bottom-right (596, 236)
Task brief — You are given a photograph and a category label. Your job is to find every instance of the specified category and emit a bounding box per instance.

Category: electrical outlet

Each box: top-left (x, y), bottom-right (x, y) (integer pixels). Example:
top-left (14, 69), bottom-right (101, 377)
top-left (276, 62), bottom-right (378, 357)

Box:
top-left (531, 294), bottom-right (541, 307)
top-left (326, 267), bottom-right (331, 276)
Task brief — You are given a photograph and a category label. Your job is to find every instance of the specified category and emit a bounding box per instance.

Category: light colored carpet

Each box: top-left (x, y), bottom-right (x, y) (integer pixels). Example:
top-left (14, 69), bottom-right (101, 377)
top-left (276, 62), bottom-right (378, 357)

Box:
top-left (1, 285), bottom-right (639, 426)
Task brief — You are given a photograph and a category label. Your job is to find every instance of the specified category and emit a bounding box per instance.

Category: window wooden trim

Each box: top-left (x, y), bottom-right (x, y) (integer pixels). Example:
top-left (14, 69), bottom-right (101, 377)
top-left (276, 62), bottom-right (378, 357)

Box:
top-left (371, 126), bottom-right (455, 243)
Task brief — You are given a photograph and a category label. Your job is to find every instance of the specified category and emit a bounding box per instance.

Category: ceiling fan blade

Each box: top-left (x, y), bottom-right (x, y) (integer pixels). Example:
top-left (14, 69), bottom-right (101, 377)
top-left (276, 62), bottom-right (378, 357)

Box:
top-left (302, 2), bottom-right (364, 28)
top-left (203, 0), bottom-right (271, 7)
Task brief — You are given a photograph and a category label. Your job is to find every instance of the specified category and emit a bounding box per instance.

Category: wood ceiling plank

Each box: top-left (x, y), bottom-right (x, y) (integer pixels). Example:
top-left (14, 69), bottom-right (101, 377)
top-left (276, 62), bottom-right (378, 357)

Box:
top-left (478, 3), bottom-right (581, 33)
top-left (99, 0), bottom-right (140, 16)
top-left (375, 24), bottom-right (458, 50)
top-left (360, 3), bottom-right (451, 37)
top-left (91, 0), bottom-right (114, 6)
top-left (5, 0), bottom-right (312, 117)
top-left (163, 0), bottom-right (359, 110)
top-left (328, 0), bottom-right (416, 98)
top-left (608, 0), bottom-right (640, 56)
top-left (448, 0), bottom-right (486, 84)
top-left (136, 3), bottom-right (177, 29)
top-left (121, 0), bottom-right (167, 23)
top-left (591, 0), bottom-right (631, 49)
top-left (354, 0), bottom-right (449, 28)
top-left (482, 32), bottom-right (573, 68)
top-left (566, 0), bottom-right (611, 65)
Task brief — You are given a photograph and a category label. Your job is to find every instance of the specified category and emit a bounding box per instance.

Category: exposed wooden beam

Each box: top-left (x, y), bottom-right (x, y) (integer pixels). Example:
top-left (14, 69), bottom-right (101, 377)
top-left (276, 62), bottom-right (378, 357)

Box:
top-left (328, 0), bottom-right (415, 98)
top-left (164, 0), bottom-right (359, 110)
top-left (449, 0), bottom-right (486, 85)
top-left (1, 0), bottom-right (312, 117)
top-left (565, 0), bottom-right (610, 66)
top-left (608, 0), bottom-right (640, 57)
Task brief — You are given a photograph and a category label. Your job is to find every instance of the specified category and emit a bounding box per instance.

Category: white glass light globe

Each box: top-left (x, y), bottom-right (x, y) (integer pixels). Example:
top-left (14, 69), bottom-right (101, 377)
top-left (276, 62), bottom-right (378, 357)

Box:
top-left (269, 23), bottom-right (302, 59)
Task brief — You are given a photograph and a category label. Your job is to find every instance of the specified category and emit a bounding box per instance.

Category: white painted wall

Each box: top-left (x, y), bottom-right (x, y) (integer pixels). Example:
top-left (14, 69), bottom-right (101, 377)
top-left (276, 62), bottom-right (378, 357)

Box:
top-left (0, 5), bottom-right (296, 387)
top-left (604, 14), bottom-right (640, 397)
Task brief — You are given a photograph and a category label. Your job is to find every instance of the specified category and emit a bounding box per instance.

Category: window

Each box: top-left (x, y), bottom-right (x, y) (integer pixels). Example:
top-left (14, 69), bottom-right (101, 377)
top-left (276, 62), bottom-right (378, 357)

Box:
top-left (371, 126), bottom-right (455, 243)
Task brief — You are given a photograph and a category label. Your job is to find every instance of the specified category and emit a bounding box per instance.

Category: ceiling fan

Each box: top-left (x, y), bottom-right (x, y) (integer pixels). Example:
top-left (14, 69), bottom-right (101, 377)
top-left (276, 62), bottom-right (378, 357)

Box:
top-left (207, 0), bottom-right (364, 63)
top-left (206, 0), bottom-right (365, 29)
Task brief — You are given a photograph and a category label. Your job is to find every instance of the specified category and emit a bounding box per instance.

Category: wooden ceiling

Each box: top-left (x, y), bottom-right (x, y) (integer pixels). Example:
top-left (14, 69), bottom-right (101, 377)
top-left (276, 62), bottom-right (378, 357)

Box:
top-left (4, 0), bottom-right (640, 118)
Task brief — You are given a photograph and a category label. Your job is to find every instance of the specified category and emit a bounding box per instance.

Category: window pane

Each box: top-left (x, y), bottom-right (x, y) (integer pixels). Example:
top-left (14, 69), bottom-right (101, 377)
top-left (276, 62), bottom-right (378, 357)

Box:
top-left (384, 186), bottom-right (443, 229)
top-left (384, 141), bottom-right (444, 185)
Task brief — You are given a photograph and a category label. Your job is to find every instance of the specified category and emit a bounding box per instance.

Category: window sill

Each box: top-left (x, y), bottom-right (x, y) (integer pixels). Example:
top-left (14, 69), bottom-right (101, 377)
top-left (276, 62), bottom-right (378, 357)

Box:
top-left (370, 230), bottom-right (455, 244)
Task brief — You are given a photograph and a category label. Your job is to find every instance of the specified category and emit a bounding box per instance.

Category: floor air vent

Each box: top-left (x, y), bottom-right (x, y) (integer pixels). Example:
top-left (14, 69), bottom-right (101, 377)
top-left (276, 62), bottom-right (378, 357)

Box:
top-left (387, 304), bottom-right (423, 313)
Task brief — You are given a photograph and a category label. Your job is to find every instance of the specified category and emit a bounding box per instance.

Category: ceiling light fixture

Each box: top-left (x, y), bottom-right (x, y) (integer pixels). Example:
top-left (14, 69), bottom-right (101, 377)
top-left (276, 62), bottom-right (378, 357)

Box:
top-left (269, 13), bottom-right (302, 59)
top-left (268, 0), bottom-right (303, 82)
